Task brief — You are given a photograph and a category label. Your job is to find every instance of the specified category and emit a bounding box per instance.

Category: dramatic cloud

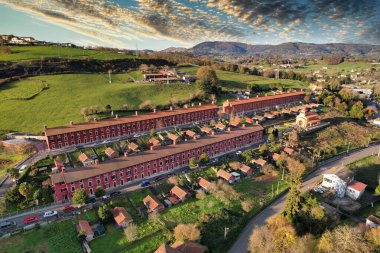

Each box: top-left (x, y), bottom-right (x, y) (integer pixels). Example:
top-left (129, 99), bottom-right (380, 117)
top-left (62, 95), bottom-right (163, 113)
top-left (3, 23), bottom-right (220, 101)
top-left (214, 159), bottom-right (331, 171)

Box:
top-left (0, 0), bottom-right (379, 48)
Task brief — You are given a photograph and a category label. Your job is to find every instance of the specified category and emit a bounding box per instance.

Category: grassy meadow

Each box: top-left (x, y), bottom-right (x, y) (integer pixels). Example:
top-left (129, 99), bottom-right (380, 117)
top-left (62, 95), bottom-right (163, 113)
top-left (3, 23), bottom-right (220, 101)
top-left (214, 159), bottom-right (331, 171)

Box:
top-left (0, 74), bottom-right (199, 133)
top-left (347, 155), bottom-right (380, 192)
top-left (0, 46), bottom-right (139, 61)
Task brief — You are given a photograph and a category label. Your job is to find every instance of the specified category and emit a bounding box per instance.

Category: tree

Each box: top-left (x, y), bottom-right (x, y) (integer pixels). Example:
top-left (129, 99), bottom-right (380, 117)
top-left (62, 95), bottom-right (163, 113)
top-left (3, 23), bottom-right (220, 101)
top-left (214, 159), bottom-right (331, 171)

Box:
top-left (98, 203), bottom-right (113, 223)
top-left (241, 149), bottom-right (253, 163)
top-left (104, 104), bottom-right (112, 113)
top-left (77, 230), bottom-right (87, 242)
top-left (149, 128), bottom-right (156, 137)
top-left (198, 153), bottom-right (209, 164)
top-left (249, 226), bottom-right (275, 253)
top-left (80, 107), bottom-right (89, 116)
top-left (349, 101), bottom-right (364, 120)
top-left (174, 224), bottom-right (201, 242)
top-left (375, 178), bottom-right (380, 196)
top-left (189, 157), bottom-right (198, 169)
top-left (122, 104), bottom-right (129, 111)
top-left (139, 100), bottom-right (155, 110)
top-left (33, 189), bottom-right (42, 205)
top-left (124, 223), bottom-right (138, 242)
top-left (7, 168), bottom-right (19, 179)
top-left (261, 164), bottom-right (278, 177)
top-left (195, 189), bottom-right (206, 200)
top-left (241, 198), bottom-right (254, 213)
top-left (95, 186), bottom-right (106, 198)
top-left (268, 133), bottom-right (275, 143)
top-left (167, 175), bottom-right (180, 186)
top-left (258, 143), bottom-right (268, 155)
top-left (287, 130), bottom-right (299, 147)
top-left (18, 182), bottom-right (32, 201)
top-left (196, 66), bottom-right (218, 94)
top-left (72, 189), bottom-right (88, 205)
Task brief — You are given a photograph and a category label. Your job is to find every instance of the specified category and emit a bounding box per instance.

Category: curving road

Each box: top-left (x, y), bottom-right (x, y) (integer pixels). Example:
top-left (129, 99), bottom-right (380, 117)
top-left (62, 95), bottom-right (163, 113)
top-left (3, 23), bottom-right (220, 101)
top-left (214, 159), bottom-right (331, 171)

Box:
top-left (228, 144), bottom-right (380, 253)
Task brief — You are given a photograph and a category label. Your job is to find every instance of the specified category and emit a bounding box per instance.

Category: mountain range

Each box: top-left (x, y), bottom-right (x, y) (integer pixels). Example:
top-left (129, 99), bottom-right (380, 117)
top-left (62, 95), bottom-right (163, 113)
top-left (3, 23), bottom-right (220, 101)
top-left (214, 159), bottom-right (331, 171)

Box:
top-left (162, 41), bottom-right (380, 57)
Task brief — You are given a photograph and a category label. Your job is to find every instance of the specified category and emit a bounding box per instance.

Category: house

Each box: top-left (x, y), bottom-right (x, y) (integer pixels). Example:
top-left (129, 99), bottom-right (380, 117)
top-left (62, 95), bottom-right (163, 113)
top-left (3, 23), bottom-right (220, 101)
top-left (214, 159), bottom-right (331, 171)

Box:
top-left (9, 37), bottom-right (26, 44)
top-left (112, 206), bottom-right (133, 228)
top-left (244, 117), bottom-right (254, 124)
top-left (185, 130), bottom-right (197, 140)
top-left (128, 142), bottom-right (139, 152)
top-left (105, 147), bottom-right (119, 159)
top-left (215, 123), bottom-right (226, 131)
top-left (78, 153), bottom-right (97, 167)
top-left (366, 215), bottom-right (380, 228)
top-left (272, 153), bottom-right (281, 161)
top-left (76, 220), bottom-right (94, 241)
top-left (296, 110), bottom-right (321, 128)
top-left (149, 137), bottom-right (161, 146)
top-left (264, 113), bottom-right (275, 119)
top-left (321, 174), bottom-right (347, 198)
top-left (143, 195), bottom-right (165, 213)
top-left (169, 186), bottom-right (190, 204)
top-left (253, 115), bottom-right (265, 122)
top-left (284, 147), bottom-right (294, 155)
top-left (167, 133), bottom-right (180, 144)
top-left (346, 180), bottom-right (367, 200)
top-left (198, 177), bottom-right (212, 192)
top-left (200, 126), bottom-right (213, 135)
top-left (20, 37), bottom-right (35, 42)
top-left (229, 162), bottom-right (253, 175)
top-left (252, 158), bottom-right (267, 167)
top-left (229, 117), bottom-right (241, 127)
top-left (217, 169), bottom-right (235, 184)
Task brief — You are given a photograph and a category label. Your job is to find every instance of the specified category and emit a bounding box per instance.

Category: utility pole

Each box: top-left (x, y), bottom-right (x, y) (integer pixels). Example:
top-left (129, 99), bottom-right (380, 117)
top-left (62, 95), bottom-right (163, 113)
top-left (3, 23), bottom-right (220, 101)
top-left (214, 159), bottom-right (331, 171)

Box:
top-left (276, 180), bottom-right (280, 195)
top-left (281, 166), bottom-right (285, 181)
top-left (224, 227), bottom-right (229, 240)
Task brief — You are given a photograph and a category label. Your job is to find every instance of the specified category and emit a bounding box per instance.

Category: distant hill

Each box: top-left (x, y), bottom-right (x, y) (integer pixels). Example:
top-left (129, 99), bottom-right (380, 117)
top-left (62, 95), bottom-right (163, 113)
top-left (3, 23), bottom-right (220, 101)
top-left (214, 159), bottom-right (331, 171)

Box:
top-left (188, 41), bottom-right (380, 57)
top-left (161, 46), bottom-right (188, 53)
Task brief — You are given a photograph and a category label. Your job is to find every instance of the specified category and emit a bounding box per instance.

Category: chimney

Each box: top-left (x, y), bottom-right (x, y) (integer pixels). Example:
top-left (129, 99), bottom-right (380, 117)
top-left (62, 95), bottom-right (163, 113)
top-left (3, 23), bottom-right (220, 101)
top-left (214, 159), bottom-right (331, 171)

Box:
top-left (94, 159), bottom-right (99, 165)
top-left (211, 100), bottom-right (215, 104)
top-left (153, 108), bottom-right (157, 113)
top-left (191, 103), bottom-right (194, 107)
top-left (173, 140), bottom-right (177, 145)
top-left (93, 118), bottom-right (97, 122)
top-left (184, 104), bottom-right (188, 109)
top-left (255, 120), bottom-right (259, 124)
top-left (124, 152), bottom-right (128, 157)
top-left (227, 127), bottom-right (231, 132)
top-left (211, 130), bottom-right (215, 135)
top-left (70, 121), bottom-right (74, 125)
top-left (199, 102), bottom-right (202, 106)
top-left (237, 97), bottom-right (240, 100)
top-left (170, 106), bottom-right (173, 111)
top-left (150, 145), bottom-right (155, 151)
top-left (135, 111), bottom-right (138, 116)
top-left (115, 114), bottom-right (118, 119)
top-left (242, 124), bottom-right (246, 128)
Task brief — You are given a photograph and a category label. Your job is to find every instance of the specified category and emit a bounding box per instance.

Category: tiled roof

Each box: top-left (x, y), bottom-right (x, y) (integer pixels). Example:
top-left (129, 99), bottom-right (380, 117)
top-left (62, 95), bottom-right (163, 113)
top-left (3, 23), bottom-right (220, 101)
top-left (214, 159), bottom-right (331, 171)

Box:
top-left (227, 91), bottom-right (305, 106)
top-left (171, 186), bottom-right (188, 200)
top-left (77, 220), bottom-right (93, 235)
top-left (217, 169), bottom-right (233, 180)
top-left (168, 133), bottom-right (180, 141)
top-left (347, 180), bottom-right (367, 192)
top-left (185, 130), bottom-right (196, 138)
top-left (149, 138), bottom-right (160, 146)
top-left (240, 164), bottom-right (251, 173)
top-left (112, 206), bottom-right (133, 226)
top-left (200, 126), bottom-right (212, 134)
top-left (253, 158), bottom-right (267, 166)
top-left (128, 142), bottom-right (139, 151)
top-left (143, 195), bottom-right (163, 211)
top-left (78, 153), bottom-right (89, 162)
top-left (50, 125), bottom-right (264, 184)
top-left (45, 104), bottom-right (218, 136)
top-left (198, 177), bottom-right (211, 190)
top-left (215, 123), bottom-right (226, 130)
top-left (272, 153), bottom-right (281, 161)
top-left (105, 147), bottom-right (117, 157)
top-left (284, 147), bottom-right (294, 155)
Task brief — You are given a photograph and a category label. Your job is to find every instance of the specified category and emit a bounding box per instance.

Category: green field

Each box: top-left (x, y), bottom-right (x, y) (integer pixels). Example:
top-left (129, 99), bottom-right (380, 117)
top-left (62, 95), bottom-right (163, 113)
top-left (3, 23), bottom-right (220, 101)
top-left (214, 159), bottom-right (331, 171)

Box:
top-left (0, 147), bottom-right (29, 178)
top-left (0, 74), bottom-right (199, 133)
top-left (179, 66), bottom-right (306, 90)
top-left (296, 61), bottom-right (378, 75)
top-left (0, 46), bottom-right (139, 61)
top-left (347, 155), bottom-right (380, 191)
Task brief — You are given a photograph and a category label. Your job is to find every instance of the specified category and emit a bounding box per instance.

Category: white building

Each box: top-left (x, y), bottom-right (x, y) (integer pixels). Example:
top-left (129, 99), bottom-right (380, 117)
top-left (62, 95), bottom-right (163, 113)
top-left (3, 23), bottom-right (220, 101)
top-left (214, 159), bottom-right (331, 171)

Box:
top-left (321, 174), bottom-right (347, 198)
top-left (373, 118), bottom-right (380, 127)
top-left (345, 180), bottom-right (367, 200)
top-left (366, 215), bottom-right (380, 228)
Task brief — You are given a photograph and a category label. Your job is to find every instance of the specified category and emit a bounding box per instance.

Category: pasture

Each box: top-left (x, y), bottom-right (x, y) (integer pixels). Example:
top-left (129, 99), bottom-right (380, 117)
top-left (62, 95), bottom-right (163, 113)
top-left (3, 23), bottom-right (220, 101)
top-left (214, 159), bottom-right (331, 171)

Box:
top-left (0, 46), bottom-right (138, 61)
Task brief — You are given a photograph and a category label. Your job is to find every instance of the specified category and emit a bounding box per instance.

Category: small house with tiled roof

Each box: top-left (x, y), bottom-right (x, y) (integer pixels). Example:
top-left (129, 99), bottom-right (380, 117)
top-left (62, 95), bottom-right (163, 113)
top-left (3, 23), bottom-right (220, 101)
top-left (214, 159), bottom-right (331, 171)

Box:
top-left (229, 117), bottom-right (241, 127)
top-left (284, 147), bottom-right (294, 155)
top-left (143, 195), bottom-right (165, 213)
top-left (244, 117), bottom-right (254, 124)
top-left (167, 133), bottom-right (180, 144)
top-left (169, 186), bottom-right (190, 204)
top-left (217, 169), bottom-right (235, 184)
top-left (252, 158), bottom-right (267, 167)
top-left (272, 153), bottom-right (281, 161)
top-left (149, 137), bottom-right (161, 146)
top-left (198, 177), bottom-right (211, 192)
top-left (105, 147), bottom-right (119, 159)
top-left (200, 126), bottom-right (213, 135)
top-left (128, 142), bottom-right (139, 152)
top-left (346, 180), bottom-right (367, 200)
top-left (78, 153), bottom-right (97, 167)
top-left (76, 220), bottom-right (94, 241)
top-left (185, 130), bottom-right (197, 140)
top-left (112, 206), bottom-right (133, 228)
top-left (215, 123), bottom-right (226, 131)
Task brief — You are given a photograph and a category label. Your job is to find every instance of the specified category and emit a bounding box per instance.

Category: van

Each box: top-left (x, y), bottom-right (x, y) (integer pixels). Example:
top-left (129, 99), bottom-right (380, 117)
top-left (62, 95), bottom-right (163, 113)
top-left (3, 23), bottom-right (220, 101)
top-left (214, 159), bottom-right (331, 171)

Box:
top-left (18, 165), bottom-right (27, 174)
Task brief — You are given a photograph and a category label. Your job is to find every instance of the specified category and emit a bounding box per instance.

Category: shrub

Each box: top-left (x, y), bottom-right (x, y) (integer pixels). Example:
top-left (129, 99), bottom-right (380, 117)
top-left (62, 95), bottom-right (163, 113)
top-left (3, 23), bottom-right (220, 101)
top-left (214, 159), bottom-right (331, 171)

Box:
top-left (174, 223), bottom-right (201, 242)
top-left (94, 186), bottom-right (106, 198)
top-left (124, 223), bottom-right (138, 242)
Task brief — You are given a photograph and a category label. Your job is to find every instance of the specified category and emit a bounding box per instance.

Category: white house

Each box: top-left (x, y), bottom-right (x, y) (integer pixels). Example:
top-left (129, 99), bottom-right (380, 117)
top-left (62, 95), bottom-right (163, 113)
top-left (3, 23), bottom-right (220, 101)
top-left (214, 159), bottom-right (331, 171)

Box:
top-left (366, 215), bottom-right (380, 228)
top-left (345, 180), bottom-right (367, 200)
top-left (321, 174), bottom-right (347, 198)
top-left (10, 37), bottom-right (26, 44)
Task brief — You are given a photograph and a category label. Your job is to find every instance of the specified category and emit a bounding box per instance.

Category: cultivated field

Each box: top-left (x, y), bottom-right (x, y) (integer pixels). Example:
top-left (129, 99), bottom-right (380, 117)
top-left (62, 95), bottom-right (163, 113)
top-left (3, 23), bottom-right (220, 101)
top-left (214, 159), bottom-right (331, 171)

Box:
top-left (0, 74), bottom-right (199, 133)
top-left (0, 46), bottom-right (139, 61)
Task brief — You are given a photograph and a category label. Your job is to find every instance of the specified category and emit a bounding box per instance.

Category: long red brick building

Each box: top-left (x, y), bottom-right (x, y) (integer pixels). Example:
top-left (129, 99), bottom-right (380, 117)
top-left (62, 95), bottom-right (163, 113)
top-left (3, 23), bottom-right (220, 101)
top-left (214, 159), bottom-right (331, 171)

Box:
top-left (222, 91), bottom-right (305, 115)
top-left (45, 104), bottom-right (219, 150)
top-left (51, 125), bottom-right (264, 201)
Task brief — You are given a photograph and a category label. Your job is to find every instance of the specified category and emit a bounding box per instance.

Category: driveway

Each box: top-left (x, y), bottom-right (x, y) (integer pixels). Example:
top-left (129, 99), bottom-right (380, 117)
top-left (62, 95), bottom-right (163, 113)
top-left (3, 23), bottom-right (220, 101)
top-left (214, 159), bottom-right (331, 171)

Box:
top-left (228, 144), bottom-right (380, 253)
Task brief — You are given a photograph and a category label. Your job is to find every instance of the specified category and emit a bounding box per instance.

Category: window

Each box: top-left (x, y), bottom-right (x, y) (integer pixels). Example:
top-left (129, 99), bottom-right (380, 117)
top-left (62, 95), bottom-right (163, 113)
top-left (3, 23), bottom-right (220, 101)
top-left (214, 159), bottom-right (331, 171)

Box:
top-left (104, 177), bottom-right (108, 182)
top-left (89, 188), bottom-right (93, 195)
top-left (88, 181), bottom-right (92, 187)
top-left (97, 179), bottom-right (101, 185)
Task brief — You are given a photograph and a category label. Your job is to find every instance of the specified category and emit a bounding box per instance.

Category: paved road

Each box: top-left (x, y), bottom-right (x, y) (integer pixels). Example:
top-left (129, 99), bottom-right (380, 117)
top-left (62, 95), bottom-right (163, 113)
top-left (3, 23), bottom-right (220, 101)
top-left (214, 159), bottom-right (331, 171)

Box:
top-left (228, 144), bottom-right (380, 253)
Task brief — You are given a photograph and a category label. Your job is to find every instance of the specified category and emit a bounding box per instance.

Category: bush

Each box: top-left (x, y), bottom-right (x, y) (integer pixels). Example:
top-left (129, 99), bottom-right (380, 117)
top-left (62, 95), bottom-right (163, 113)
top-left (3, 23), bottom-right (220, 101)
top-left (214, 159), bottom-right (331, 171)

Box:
top-left (95, 186), bottom-right (106, 198)
top-left (124, 223), bottom-right (138, 242)
top-left (174, 223), bottom-right (201, 242)
top-left (72, 189), bottom-right (88, 205)
top-left (241, 198), bottom-right (254, 213)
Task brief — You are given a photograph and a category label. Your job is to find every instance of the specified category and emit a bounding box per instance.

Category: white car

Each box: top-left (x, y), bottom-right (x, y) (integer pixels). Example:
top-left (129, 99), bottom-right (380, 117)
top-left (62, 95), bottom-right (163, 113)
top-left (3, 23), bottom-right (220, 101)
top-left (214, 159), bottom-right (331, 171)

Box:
top-left (236, 151), bottom-right (242, 155)
top-left (18, 165), bottom-right (27, 174)
top-left (43, 210), bottom-right (58, 218)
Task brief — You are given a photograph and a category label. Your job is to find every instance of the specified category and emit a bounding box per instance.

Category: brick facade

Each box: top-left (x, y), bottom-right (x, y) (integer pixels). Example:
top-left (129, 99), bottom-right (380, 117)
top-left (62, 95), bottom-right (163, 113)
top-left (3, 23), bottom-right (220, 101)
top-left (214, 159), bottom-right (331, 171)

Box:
top-left (51, 126), bottom-right (263, 201)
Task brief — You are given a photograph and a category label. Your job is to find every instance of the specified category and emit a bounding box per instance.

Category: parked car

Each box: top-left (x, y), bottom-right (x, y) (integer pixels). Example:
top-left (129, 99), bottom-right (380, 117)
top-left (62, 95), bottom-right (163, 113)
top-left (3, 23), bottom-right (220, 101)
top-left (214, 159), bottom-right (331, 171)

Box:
top-left (0, 221), bottom-right (16, 230)
top-left (85, 197), bottom-right (96, 204)
top-left (43, 210), bottom-right (58, 218)
top-left (102, 195), bottom-right (110, 200)
top-left (18, 165), bottom-right (27, 174)
top-left (236, 151), bottom-right (242, 155)
top-left (63, 205), bottom-right (75, 213)
top-left (110, 191), bottom-right (121, 198)
top-left (23, 216), bottom-right (39, 224)
top-left (139, 180), bottom-right (150, 187)
top-left (154, 176), bottom-right (164, 182)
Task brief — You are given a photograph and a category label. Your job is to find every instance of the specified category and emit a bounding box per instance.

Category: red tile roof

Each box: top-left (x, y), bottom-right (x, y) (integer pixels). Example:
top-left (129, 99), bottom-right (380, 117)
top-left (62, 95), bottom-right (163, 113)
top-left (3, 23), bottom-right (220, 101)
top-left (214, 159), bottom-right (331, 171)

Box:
top-left (347, 180), bottom-right (367, 192)
top-left (45, 104), bottom-right (218, 136)
top-left (105, 147), bottom-right (118, 157)
top-left (143, 195), bottom-right (164, 212)
top-left (149, 138), bottom-right (160, 146)
top-left (200, 126), bottom-right (212, 134)
top-left (227, 91), bottom-right (305, 106)
top-left (171, 186), bottom-right (189, 200)
top-left (217, 169), bottom-right (234, 181)
top-left (77, 220), bottom-right (93, 236)
top-left (112, 206), bottom-right (133, 226)
top-left (272, 153), bottom-right (281, 161)
top-left (198, 177), bottom-right (211, 190)
top-left (185, 130), bottom-right (196, 138)
top-left (284, 147), bottom-right (294, 155)
top-left (78, 153), bottom-right (90, 162)
top-left (168, 133), bottom-right (180, 142)
top-left (253, 158), bottom-right (267, 166)
top-left (128, 142), bottom-right (139, 151)
top-left (215, 123), bottom-right (226, 130)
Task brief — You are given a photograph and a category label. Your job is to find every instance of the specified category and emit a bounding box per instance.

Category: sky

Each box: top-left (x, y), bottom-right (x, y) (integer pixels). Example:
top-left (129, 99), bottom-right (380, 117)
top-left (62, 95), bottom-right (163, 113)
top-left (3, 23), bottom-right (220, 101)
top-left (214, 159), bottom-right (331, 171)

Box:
top-left (0, 0), bottom-right (379, 50)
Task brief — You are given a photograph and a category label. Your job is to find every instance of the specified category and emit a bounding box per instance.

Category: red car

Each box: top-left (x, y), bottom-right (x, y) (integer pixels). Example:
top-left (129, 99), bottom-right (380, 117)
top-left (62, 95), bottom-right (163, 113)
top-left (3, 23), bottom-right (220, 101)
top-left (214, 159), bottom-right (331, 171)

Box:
top-left (23, 216), bottom-right (38, 224)
top-left (63, 205), bottom-right (75, 213)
